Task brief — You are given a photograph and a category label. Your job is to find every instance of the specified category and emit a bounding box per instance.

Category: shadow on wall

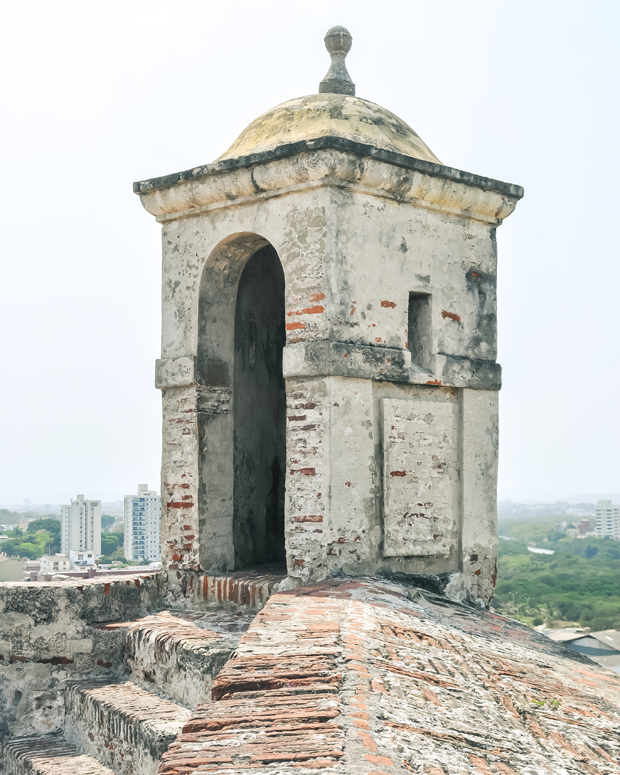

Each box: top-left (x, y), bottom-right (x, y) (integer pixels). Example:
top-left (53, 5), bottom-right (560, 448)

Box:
top-left (233, 245), bottom-right (286, 569)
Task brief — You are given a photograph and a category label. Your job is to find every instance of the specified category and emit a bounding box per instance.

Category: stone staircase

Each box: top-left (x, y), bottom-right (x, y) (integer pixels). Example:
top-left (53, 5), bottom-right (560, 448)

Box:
top-left (0, 608), bottom-right (253, 775)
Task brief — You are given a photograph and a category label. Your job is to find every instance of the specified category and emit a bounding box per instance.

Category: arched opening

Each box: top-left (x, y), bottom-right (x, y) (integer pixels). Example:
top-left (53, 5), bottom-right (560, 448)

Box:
top-left (233, 245), bottom-right (286, 568)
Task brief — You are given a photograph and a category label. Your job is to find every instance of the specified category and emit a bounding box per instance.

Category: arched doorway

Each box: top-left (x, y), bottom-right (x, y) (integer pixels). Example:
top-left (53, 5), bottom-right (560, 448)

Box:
top-left (196, 234), bottom-right (286, 573)
top-left (233, 245), bottom-right (286, 568)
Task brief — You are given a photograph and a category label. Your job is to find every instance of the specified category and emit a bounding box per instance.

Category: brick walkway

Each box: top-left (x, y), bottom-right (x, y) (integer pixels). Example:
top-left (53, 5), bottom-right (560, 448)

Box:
top-left (161, 578), bottom-right (620, 775)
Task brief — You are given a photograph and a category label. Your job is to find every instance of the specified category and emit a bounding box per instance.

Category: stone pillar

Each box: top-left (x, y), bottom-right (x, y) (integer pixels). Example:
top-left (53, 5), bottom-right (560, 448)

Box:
top-left (285, 376), bottom-right (377, 583)
top-left (459, 388), bottom-right (500, 604)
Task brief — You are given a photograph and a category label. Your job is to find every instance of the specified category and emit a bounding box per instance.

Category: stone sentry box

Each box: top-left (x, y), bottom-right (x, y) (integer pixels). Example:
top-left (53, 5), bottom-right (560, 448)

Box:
top-left (135, 27), bottom-right (522, 605)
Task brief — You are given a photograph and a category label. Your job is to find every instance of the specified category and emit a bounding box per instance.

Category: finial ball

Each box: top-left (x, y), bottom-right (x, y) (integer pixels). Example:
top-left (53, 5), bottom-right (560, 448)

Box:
top-left (324, 26), bottom-right (352, 55)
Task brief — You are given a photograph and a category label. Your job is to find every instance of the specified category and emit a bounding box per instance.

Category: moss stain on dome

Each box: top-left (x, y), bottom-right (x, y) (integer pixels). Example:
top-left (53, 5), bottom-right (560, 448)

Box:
top-left (215, 94), bottom-right (442, 166)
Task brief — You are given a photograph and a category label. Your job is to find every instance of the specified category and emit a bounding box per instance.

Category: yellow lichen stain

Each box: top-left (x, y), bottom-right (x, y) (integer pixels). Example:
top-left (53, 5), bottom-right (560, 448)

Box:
top-left (216, 94), bottom-right (441, 165)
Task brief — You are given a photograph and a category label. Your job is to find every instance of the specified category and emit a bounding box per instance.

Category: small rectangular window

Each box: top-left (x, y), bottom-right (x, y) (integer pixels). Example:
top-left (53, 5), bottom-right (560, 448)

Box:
top-left (408, 292), bottom-right (433, 372)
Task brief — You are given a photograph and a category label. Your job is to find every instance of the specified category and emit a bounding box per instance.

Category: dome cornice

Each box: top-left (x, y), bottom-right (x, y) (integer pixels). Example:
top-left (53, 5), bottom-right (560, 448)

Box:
top-left (134, 137), bottom-right (523, 224)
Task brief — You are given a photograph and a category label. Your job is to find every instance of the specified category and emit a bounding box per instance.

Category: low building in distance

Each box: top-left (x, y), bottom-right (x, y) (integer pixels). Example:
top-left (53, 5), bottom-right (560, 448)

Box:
top-left (0, 555), bottom-right (26, 582)
top-left (124, 484), bottom-right (161, 562)
top-left (595, 499), bottom-right (620, 540)
top-left (69, 549), bottom-right (95, 568)
top-left (60, 495), bottom-right (101, 556)
top-left (39, 554), bottom-right (71, 575)
top-left (576, 518), bottom-right (592, 535)
top-left (547, 628), bottom-right (620, 674)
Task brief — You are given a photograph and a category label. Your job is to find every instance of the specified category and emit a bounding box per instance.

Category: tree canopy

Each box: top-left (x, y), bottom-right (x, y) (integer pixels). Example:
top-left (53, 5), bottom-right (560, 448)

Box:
top-left (496, 517), bottom-right (620, 631)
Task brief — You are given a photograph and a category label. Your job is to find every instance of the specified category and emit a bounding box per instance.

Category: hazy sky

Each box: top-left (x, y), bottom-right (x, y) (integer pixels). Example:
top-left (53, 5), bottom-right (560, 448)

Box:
top-left (1, 0), bottom-right (618, 504)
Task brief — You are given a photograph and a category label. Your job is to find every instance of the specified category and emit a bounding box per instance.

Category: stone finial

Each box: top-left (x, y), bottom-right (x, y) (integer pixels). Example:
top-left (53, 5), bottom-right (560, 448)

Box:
top-left (319, 26), bottom-right (355, 96)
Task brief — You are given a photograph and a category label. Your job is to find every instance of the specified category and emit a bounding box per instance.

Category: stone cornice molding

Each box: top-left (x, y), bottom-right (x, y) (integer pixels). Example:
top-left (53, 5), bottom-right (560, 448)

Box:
top-left (135, 137), bottom-right (523, 225)
top-left (156, 344), bottom-right (501, 392)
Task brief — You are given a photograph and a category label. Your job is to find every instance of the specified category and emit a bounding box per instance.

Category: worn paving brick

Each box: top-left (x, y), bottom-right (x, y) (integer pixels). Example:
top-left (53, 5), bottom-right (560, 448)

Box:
top-left (65, 680), bottom-right (191, 775)
top-left (124, 609), bottom-right (252, 708)
top-left (2, 734), bottom-right (115, 775)
top-left (160, 578), bottom-right (620, 775)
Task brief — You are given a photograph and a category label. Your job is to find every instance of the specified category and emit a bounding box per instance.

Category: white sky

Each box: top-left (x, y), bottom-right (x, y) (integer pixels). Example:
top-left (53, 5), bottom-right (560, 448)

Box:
top-left (0, 0), bottom-right (618, 504)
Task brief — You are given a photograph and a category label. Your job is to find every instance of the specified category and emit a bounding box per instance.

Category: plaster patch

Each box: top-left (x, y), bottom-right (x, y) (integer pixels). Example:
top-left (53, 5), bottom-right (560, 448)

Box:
top-left (382, 398), bottom-right (456, 557)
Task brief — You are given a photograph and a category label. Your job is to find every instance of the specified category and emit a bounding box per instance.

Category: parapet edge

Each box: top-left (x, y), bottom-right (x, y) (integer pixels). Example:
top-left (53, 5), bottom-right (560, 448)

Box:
top-left (133, 136), bottom-right (524, 200)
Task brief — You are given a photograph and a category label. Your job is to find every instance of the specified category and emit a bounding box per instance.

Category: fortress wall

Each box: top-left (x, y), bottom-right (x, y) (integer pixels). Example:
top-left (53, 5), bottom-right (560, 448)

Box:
top-left (0, 574), bottom-right (162, 743)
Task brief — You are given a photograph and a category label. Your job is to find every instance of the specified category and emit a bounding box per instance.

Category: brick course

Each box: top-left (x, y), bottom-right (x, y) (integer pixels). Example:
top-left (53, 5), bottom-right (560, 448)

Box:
top-left (65, 680), bottom-right (191, 775)
top-left (123, 610), bottom-right (251, 708)
top-left (2, 735), bottom-right (115, 775)
top-left (161, 579), bottom-right (620, 775)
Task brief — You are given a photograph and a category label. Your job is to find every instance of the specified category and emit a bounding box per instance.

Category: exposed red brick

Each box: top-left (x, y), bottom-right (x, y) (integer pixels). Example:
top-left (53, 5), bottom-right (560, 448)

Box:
top-left (468, 756), bottom-right (494, 774)
top-left (441, 310), bottom-right (461, 322)
top-left (287, 305), bottom-right (325, 316)
top-left (357, 730), bottom-right (377, 750)
top-left (495, 765), bottom-right (520, 775)
top-left (421, 686), bottom-right (440, 706)
top-left (365, 754), bottom-right (394, 767)
top-left (381, 300), bottom-right (396, 308)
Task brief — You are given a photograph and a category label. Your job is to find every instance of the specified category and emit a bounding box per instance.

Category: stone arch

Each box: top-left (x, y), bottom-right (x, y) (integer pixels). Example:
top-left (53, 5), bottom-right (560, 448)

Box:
top-left (197, 233), bottom-right (286, 572)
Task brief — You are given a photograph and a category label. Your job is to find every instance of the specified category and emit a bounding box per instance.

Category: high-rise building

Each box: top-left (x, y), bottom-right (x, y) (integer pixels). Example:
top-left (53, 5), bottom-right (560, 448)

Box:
top-left (595, 500), bottom-right (620, 540)
top-left (124, 484), bottom-right (161, 561)
top-left (60, 495), bottom-right (101, 556)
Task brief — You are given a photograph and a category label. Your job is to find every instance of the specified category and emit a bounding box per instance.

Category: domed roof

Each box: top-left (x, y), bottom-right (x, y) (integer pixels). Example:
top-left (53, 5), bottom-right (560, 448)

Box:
top-left (215, 93), bottom-right (442, 166)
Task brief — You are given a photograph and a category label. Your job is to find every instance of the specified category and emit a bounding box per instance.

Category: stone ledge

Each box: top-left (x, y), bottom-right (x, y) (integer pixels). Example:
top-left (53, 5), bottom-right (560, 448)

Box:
top-left (155, 356), bottom-right (196, 389)
top-left (1, 571), bottom-right (159, 591)
top-left (2, 734), bottom-right (115, 775)
top-left (65, 680), bottom-right (191, 775)
top-left (134, 135), bottom-right (524, 201)
top-left (135, 143), bottom-right (522, 224)
top-left (284, 341), bottom-right (500, 390)
top-left (123, 610), bottom-right (250, 708)
top-left (156, 346), bottom-right (500, 391)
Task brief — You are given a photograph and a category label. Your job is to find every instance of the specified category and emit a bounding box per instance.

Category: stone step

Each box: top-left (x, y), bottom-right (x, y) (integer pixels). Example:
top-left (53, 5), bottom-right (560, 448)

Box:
top-left (64, 681), bottom-right (191, 775)
top-left (122, 610), bottom-right (251, 708)
top-left (1, 734), bottom-right (115, 775)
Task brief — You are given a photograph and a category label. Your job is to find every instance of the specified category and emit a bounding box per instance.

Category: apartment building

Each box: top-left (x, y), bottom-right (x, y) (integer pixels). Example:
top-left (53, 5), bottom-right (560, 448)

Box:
top-left (124, 484), bottom-right (161, 561)
top-left (60, 494), bottom-right (101, 555)
top-left (39, 554), bottom-right (71, 575)
top-left (595, 500), bottom-right (620, 540)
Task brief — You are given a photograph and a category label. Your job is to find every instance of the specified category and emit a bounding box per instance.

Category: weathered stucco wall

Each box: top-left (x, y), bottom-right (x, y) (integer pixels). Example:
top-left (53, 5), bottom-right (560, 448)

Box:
top-left (141, 145), bottom-right (519, 606)
top-left (0, 574), bottom-right (163, 744)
